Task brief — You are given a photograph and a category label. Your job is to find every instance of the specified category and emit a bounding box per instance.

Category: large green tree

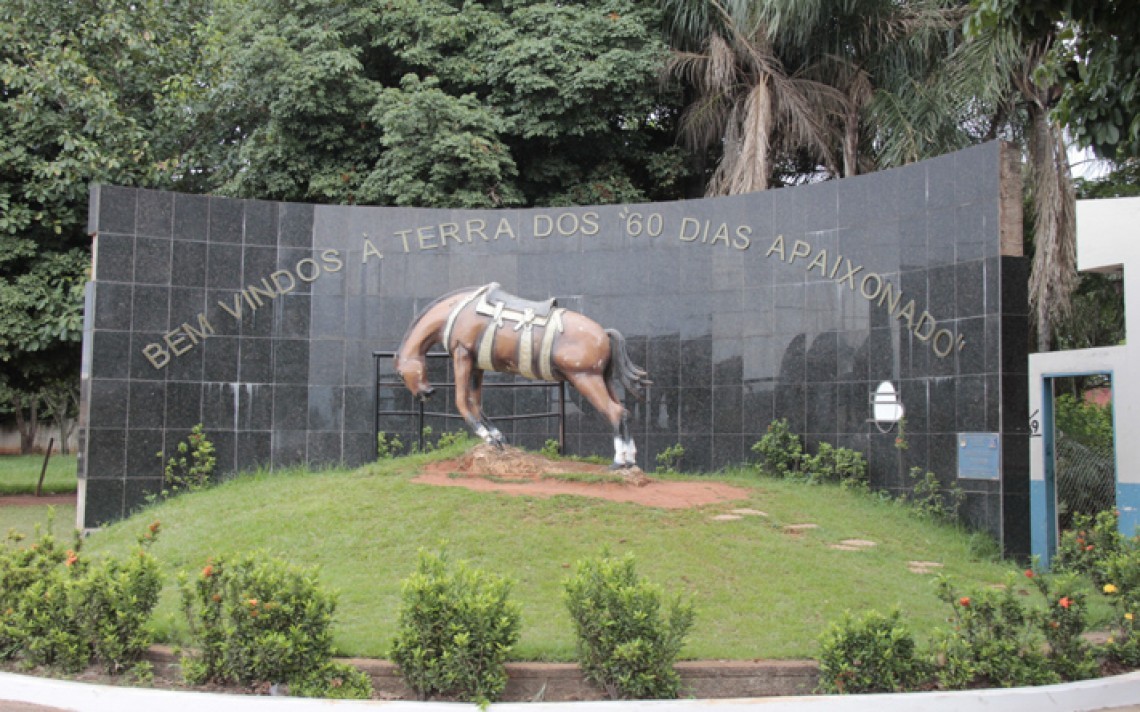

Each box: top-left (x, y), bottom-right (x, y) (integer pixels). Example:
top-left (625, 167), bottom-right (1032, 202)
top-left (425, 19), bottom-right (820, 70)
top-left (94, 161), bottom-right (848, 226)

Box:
top-left (195, 0), bottom-right (685, 207)
top-left (0, 0), bottom-right (209, 451)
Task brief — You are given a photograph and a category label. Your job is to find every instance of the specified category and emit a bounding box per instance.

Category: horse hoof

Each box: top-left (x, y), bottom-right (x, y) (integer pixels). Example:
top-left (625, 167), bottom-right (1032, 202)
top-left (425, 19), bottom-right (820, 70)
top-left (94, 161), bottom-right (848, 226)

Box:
top-left (609, 462), bottom-right (624, 471)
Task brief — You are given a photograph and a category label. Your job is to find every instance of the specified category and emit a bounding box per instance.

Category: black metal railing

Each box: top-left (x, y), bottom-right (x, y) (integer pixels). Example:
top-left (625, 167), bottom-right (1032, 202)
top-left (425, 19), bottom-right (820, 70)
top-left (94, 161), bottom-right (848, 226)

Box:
top-left (373, 351), bottom-right (566, 455)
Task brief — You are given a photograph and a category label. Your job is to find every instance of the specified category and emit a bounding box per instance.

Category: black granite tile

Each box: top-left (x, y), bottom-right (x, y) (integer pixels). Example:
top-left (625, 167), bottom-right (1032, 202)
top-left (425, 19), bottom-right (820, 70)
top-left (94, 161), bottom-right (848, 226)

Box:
top-left (241, 299), bottom-right (275, 338)
top-left (126, 430), bottom-right (165, 479)
top-left (273, 339), bottom-right (310, 384)
top-left (209, 197), bottom-right (244, 244)
top-left (273, 385), bottom-right (309, 430)
top-left (867, 328), bottom-right (896, 381)
top-left (236, 431), bottom-right (273, 472)
top-left (1000, 256), bottom-right (1030, 316)
top-left (242, 246), bottom-right (278, 286)
top-left (957, 318), bottom-right (986, 375)
top-left (806, 332), bottom-right (838, 382)
top-left (202, 336), bottom-right (239, 383)
top-left (95, 281), bottom-right (134, 334)
top-left (244, 200), bottom-right (279, 246)
top-left (712, 434), bottom-right (744, 471)
top-left (278, 293), bottom-right (312, 338)
top-left (1003, 493), bottom-right (1031, 559)
top-left (97, 185), bottom-right (137, 235)
top-left (1001, 316), bottom-right (1030, 375)
top-left (134, 236), bottom-right (172, 285)
top-left (774, 382), bottom-right (806, 433)
top-left (956, 375), bottom-right (987, 431)
top-left (956, 260), bottom-right (985, 318)
top-left (775, 332), bottom-right (807, 383)
top-left (928, 432), bottom-right (958, 478)
top-left (123, 478), bottom-right (164, 516)
top-left (83, 479), bottom-right (124, 527)
top-left (132, 285), bottom-right (170, 333)
top-left (342, 431), bottom-right (375, 467)
top-left (311, 296), bottom-right (346, 339)
top-left (806, 382), bottom-right (838, 436)
top-left (129, 331), bottom-right (169, 381)
top-left (90, 379), bottom-right (132, 429)
top-left (171, 240), bottom-right (207, 288)
top-left (165, 382), bottom-right (203, 429)
top-left (307, 432), bottom-right (342, 464)
top-left (308, 386), bottom-right (344, 431)
top-left (174, 193), bottom-right (209, 241)
top-left (96, 235), bottom-right (133, 285)
top-left (680, 337), bottom-right (712, 388)
top-left (677, 433), bottom-right (712, 472)
top-left (309, 340), bottom-right (345, 386)
top-left (929, 378), bottom-right (956, 433)
top-left (91, 331), bottom-right (131, 379)
top-left (898, 380), bottom-right (928, 433)
top-left (280, 203), bottom-right (314, 248)
top-left (137, 189), bottom-right (174, 238)
top-left (238, 338), bottom-right (274, 384)
top-left (925, 208), bottom-right (957, 266)
top-left (1001, 374), bottom-right (1030, 433)
top-left (206, 243), bottom-right (243, 290)
top-left (712, 385), bottom-right (743, 434)
top-left (128, 381), bottom-right (166, 429)
top-left (86, 429), bottom-right (126, 478)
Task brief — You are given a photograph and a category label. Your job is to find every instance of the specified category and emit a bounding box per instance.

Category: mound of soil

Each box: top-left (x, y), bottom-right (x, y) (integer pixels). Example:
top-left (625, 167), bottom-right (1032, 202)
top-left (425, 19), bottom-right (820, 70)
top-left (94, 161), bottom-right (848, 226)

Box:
top-left (413, 445), bottom-right (750, 509)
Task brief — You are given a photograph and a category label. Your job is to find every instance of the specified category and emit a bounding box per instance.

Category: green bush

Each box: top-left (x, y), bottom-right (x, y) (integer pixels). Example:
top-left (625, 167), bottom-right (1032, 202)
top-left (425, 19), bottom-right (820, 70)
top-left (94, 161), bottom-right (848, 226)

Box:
top-left (178, 552), bottom-right (358, 697)
top-left (1053, 510), bottom-right (1123, 587)
top-left (751, 418), bottom-right (802, 477)
top-left (0, 520), bottom-right (162, 673)
top-left (564, 551), bottom-right (694, 700)
top-left (816, 609), bottom-right (928, 693)
top-left (290, 660), bottom-right (374, 699)
top-left (932, 575), bottom-right (1058, 689)
top-left (1055, 393), bottom-right (1114, 451)
top-left (655, 443), bottom-right (685, 474)
top-left (159, 423), bottom-right (216, 496)
top-left (802, 442), bottom-right (867, 490)
top-left (1026, 569), bottom-right (1097, 681)
top-left (377, 432), bottom-right (405, 459)
top-left (390, 548), bottom-right (521, 703)
top-left (1098, 533), bottom-right (1140, 666)
top-left (903, 468), bottom-right (964, 522)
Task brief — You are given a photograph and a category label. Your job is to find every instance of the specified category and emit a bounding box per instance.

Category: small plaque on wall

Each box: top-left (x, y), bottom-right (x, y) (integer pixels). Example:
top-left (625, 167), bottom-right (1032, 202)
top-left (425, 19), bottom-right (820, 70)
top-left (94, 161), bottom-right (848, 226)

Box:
top-left (958, 433), bottom-right (1001, 480)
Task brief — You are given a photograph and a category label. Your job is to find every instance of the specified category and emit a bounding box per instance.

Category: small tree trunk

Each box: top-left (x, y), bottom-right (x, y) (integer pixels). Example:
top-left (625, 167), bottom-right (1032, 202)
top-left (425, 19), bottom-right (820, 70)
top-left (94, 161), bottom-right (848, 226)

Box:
top-left (14, 397), bottom-right (39, 455)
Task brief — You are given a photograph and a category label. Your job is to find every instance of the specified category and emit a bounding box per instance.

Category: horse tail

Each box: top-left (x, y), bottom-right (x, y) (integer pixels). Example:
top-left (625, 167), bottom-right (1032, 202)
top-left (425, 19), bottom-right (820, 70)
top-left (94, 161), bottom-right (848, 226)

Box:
top-left (605, 329), bottom-right (652, 401)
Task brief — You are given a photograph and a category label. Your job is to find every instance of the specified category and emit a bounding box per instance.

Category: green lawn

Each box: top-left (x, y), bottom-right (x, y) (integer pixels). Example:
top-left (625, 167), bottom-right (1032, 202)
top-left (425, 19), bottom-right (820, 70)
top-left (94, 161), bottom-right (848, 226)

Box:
top-left (0, 453), bottom-right (78, 494)
top-left (10, 445), bottom-right (1061, 661)
top-left (1, 503), bottom-right (78, 537)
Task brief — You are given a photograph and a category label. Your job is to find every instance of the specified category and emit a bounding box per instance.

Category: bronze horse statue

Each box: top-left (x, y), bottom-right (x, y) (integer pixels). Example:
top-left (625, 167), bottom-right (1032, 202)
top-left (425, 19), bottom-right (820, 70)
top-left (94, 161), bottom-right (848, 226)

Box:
top-left (394, 283), bottom-right (651, 468)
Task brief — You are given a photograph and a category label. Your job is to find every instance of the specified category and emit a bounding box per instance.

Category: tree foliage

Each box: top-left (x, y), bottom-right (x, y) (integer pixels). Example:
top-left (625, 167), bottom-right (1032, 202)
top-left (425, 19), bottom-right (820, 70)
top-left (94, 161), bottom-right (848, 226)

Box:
top-left (0, 0), bottom-right (210, 449)
top-left (195, 0), bottom-right (684, 207)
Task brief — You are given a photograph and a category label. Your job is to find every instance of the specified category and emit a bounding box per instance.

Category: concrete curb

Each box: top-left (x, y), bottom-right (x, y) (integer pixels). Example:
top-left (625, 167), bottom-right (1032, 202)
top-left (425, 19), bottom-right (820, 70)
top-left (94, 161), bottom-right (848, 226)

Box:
top-left (3, 670), bottom-right (1140, 712)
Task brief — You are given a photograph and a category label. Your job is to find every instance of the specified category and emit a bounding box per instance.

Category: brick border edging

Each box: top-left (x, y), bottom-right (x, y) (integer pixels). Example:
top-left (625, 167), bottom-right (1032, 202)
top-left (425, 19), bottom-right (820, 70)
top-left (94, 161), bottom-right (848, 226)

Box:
top-left (144, 647), bottom-right (820, 701)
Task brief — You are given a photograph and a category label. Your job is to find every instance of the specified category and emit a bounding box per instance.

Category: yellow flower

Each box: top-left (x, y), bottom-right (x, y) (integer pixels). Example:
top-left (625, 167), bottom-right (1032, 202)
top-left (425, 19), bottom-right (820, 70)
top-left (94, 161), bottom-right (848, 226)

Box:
top-left (1126, 612), bottom-right (1134, 621)
top-left (1104, 583), bottom-right (1119, 594)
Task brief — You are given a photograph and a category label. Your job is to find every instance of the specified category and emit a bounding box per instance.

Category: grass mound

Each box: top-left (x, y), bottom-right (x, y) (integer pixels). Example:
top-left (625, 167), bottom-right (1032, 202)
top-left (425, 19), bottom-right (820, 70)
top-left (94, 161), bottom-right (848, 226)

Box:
top-left (74, 445), bottom-right (1020, 661)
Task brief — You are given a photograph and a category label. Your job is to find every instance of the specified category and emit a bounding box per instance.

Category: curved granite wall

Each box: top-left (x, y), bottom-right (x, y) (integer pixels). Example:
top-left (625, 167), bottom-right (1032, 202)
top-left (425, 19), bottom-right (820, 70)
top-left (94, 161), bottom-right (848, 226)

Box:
top-left (79, 141), bottom-right (1030, 554)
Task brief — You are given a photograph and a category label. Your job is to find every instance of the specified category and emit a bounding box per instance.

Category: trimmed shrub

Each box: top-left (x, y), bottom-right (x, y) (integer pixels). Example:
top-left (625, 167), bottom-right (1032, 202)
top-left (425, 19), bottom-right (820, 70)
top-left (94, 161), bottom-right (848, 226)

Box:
top-left (1053, 510), bottom-right (1123, 587)
top-left (564, 551), bottom-right (694, 700)
top-left (178, 552), bottom-right (366, 698)
top-left (751, 418), bottom-right (802, 477)
top-left (802, 442), bottom-right (868, 489)
top-left (0, 520), bottom-right (162, 673)
top-left (390, 549), bottom-right (520, 703)
top-left (932, 575), bottom-right (1058, 689)
top-left (290, 660), bottom-right (374, 699)
top-left (817, 609), bottom-right (928, 693)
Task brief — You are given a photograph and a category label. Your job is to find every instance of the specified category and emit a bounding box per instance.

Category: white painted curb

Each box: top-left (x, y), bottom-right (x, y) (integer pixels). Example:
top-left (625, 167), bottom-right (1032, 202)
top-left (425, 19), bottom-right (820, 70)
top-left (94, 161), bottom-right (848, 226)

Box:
top-left (3, 670), bottom-right (1140, 712)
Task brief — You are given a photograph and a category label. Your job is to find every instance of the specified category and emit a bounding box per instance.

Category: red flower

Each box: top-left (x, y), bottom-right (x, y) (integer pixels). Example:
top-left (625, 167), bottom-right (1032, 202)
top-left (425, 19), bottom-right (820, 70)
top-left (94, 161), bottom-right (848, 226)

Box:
top-left (1059, 596), bottom-right (1073, 609)
top-left (959, 597), bottom-right (971, 607)
top-left (202, 564), bottom-right (214, 578)
top-left (65, 551), bottom-right (78, 567)
top-left (1024, 569), bottom-right (1035, 578)
top-left (1086, 545), bottom-right (1095, 552)
top-left (148, 520), bottom-right (161, 534)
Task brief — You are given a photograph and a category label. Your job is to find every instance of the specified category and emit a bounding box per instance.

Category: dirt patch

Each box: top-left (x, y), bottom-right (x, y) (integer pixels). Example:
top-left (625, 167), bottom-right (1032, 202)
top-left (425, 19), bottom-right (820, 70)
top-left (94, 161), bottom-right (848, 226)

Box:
top-left (413, 445), bottom-right (750, 509)
top-left (0, 494), bottom-right (74, 508)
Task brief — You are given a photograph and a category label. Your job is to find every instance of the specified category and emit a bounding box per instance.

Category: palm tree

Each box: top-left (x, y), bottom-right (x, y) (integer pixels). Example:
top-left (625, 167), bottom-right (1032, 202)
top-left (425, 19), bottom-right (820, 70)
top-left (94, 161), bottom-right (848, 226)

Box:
top-left (661, 0), bottom-right (843, 194)
top-left (936, 14), bottom-right (1076, 352)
